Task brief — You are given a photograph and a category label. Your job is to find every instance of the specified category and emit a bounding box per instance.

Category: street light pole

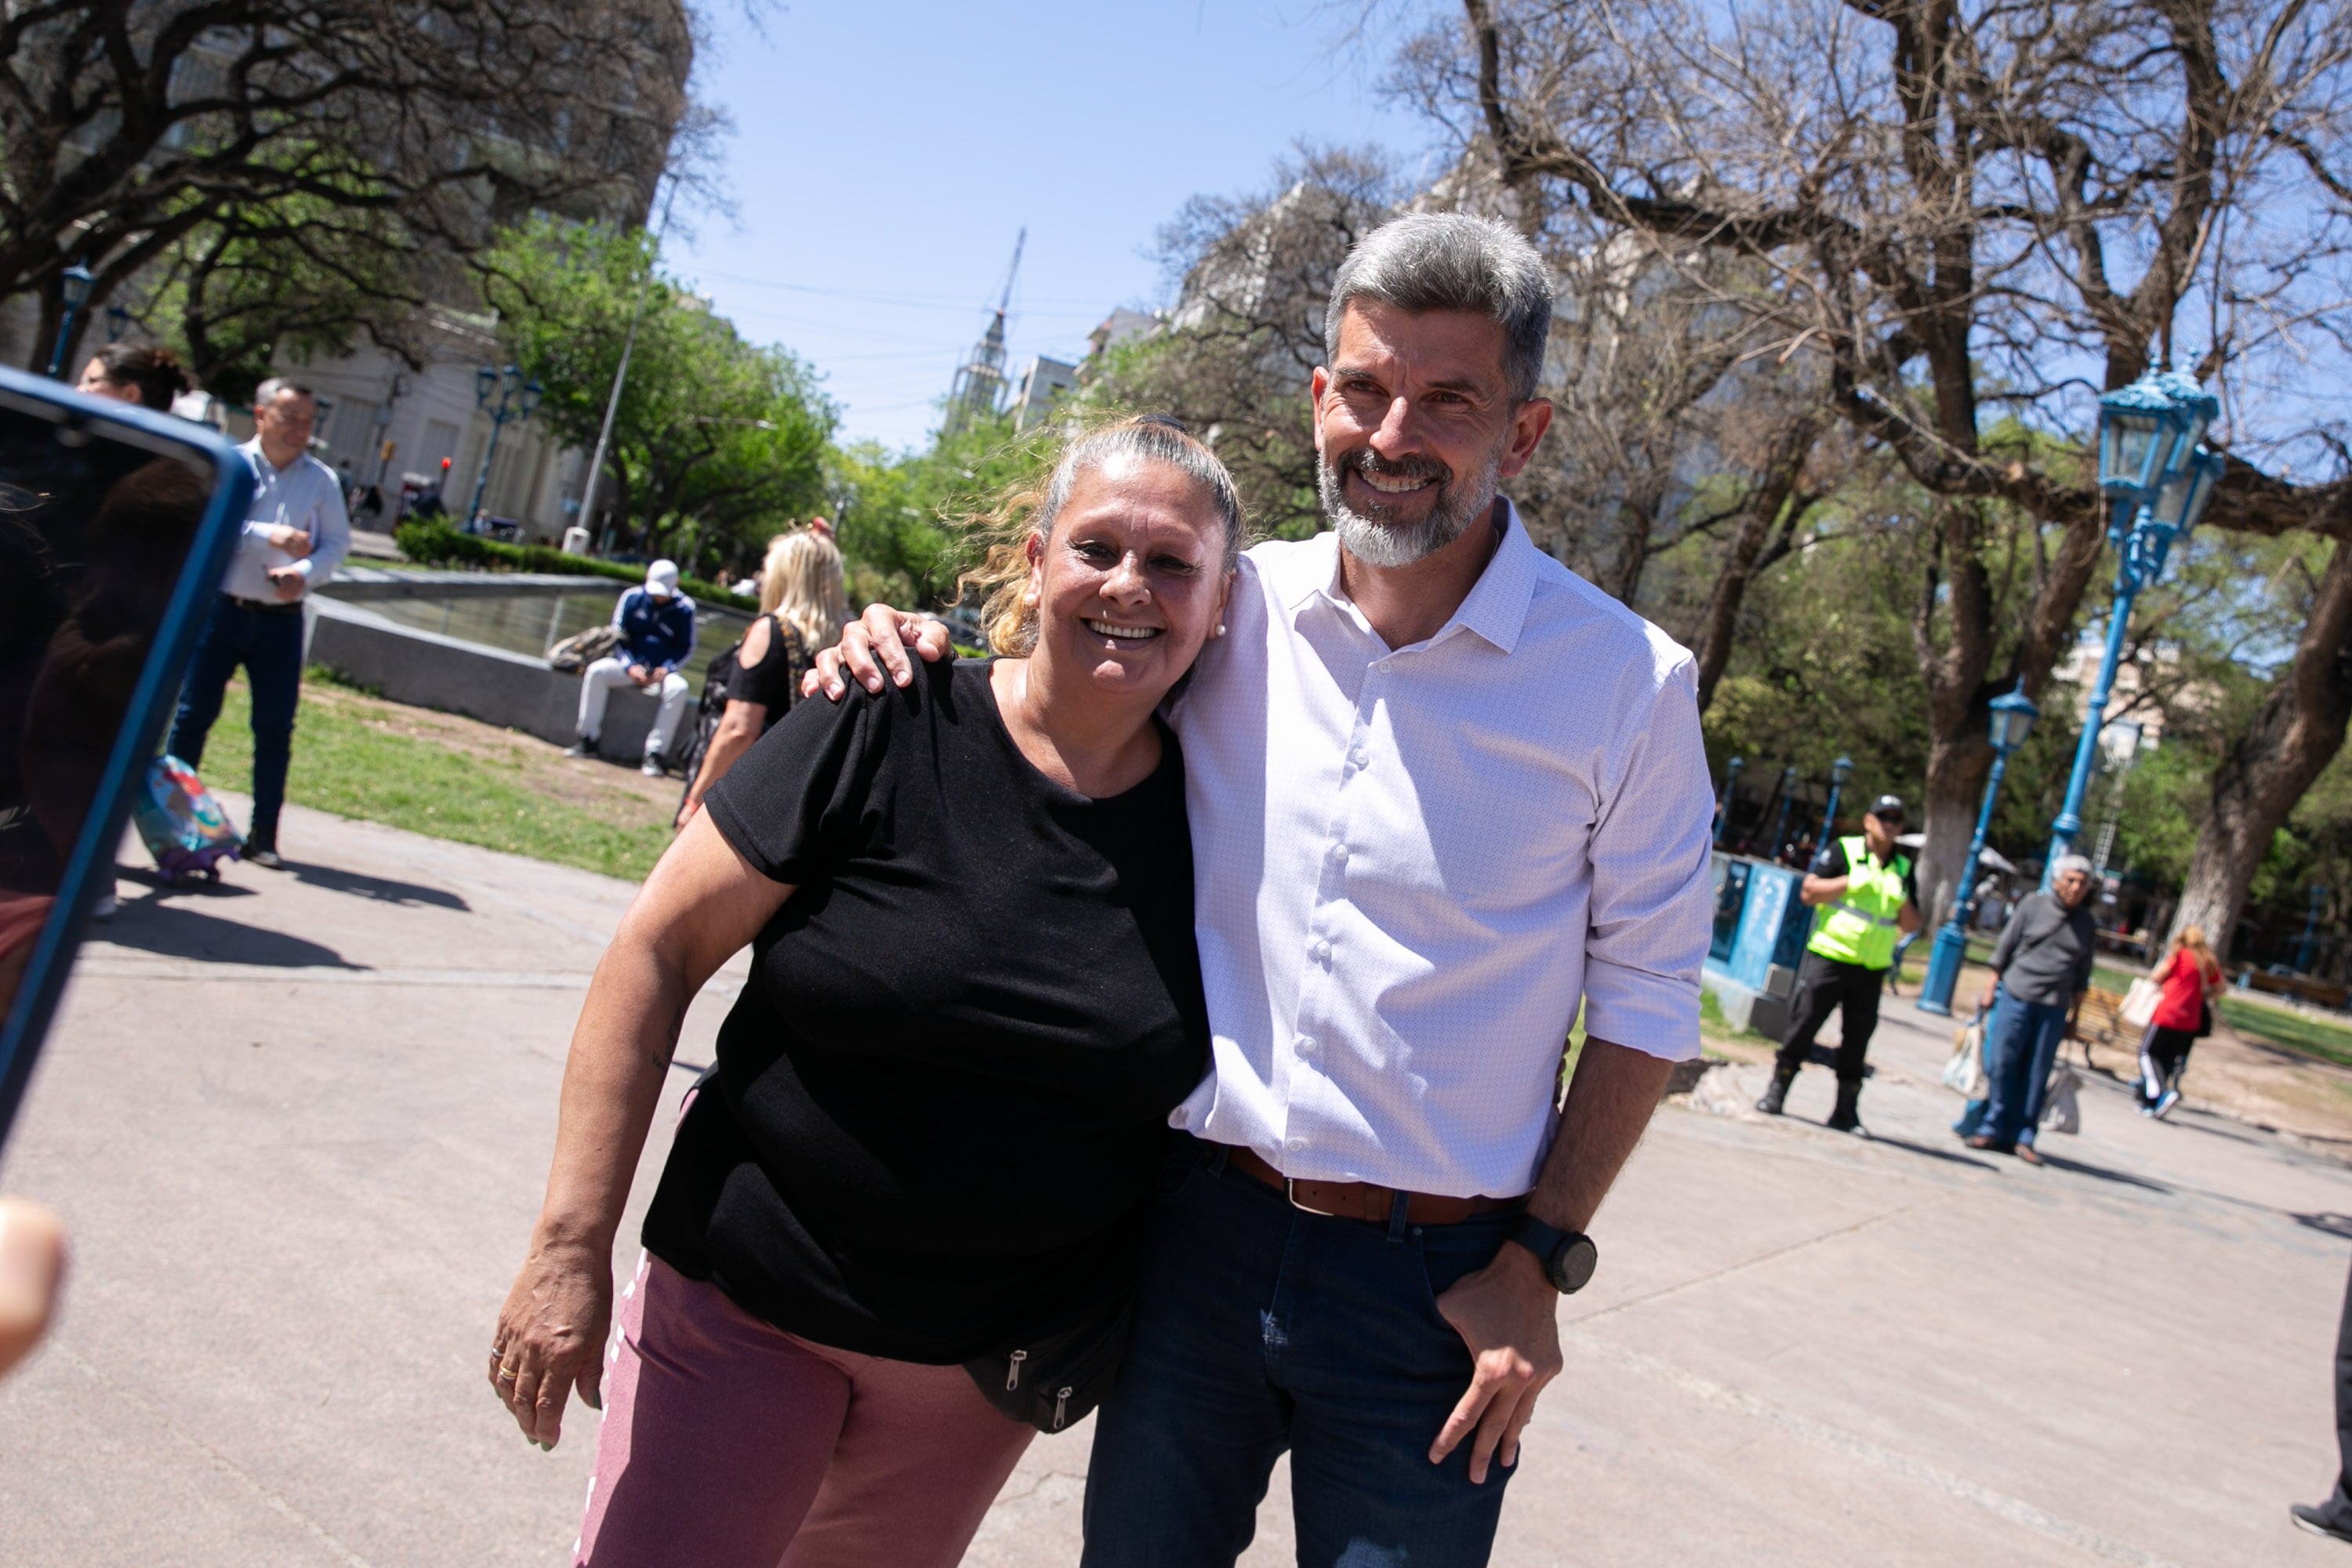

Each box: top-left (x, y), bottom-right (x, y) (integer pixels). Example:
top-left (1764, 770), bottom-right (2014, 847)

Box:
top-left (1770, 765), bottom-right (1798, 859)
top-left (2299, 885), bottom-right (2327, 975)
top-left (46, 263), bottom-right (95, 379)
top-left (1714, 756), bottom-right (1744, 847)
top-left (1918, 682), bottom-right (2042, 1015)
top-left (466, 364), bottom-right (544, 530)
top-left (1822, 754), bottom-right (1854, 845)
top-left (580, 178), bottom-right (680, 554)
top-left (2044, 368), bottom-right (2223, 884)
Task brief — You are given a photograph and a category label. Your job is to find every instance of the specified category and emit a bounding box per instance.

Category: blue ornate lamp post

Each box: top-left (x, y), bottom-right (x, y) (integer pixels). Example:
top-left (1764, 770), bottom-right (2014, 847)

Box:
top-left (1770, 765), bottom-right (1798, 858)
top-left (2044, 368), bottom-right (2225, 882)
top-left (466, 364), bottom-right (544, 530)
top-left (1918, 682), bottom-right (2041, 1015)
top-left (1822, 754), bottom-right (1854, 842)
top-left (1714, 755), bottom-right (1744, 847)
top-left (46, 263), bottom-right (95, 379)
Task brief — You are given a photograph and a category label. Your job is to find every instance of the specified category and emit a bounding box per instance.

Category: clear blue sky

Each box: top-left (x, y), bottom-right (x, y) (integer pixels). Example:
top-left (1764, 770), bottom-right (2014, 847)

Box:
top-left (668, 2), bottom-right (1439, 452)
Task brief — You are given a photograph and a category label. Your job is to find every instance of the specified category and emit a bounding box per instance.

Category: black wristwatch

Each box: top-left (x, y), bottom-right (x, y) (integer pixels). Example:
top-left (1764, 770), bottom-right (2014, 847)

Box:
top-left (1508, 1215), bottom-right (1599, 1294)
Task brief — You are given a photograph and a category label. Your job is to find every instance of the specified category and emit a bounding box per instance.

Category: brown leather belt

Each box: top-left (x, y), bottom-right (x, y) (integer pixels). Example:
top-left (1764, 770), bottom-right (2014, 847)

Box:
top-left (1226, 1146), bottom-right (1522, 1227)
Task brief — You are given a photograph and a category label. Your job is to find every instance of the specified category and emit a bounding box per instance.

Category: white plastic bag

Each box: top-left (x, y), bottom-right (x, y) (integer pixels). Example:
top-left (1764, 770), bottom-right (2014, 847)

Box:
top-left (2041, 1065), bottom-right (2082, 1134)
top-left (1943, 1012), bottom-right (1990, 1099)
top-left (2121, 977), bottom-right (2161, 1029)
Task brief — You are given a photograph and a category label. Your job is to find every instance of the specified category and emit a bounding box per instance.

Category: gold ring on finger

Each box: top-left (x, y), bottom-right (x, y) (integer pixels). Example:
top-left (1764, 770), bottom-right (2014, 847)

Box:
top-left (497, 1366), bottom-right (518, 1383)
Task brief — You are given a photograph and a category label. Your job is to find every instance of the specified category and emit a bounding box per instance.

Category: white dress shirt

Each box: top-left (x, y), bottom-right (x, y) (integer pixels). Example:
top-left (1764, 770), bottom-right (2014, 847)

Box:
top-left (1165, 503), bottom-right (1715, 1199)
top-left (221, 437), bottom-right (350, 603)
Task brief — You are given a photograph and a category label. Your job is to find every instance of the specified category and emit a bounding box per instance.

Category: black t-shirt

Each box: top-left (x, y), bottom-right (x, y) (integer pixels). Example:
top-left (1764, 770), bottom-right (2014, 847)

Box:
top-left (1810, 837), bottom-right (1918, 907)
top-left (641, 659), bottom-right (1210, 1363)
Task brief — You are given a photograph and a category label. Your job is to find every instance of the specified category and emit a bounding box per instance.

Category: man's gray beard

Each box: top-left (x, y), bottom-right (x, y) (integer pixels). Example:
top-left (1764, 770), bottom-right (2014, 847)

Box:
top-left (1318, 442), bottom-right (1504, 568)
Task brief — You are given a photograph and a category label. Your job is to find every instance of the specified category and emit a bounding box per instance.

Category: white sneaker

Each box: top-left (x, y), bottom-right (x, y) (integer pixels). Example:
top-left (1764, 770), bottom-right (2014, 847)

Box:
top-left (91, 889), bottom-right (117, 920)
top-left (641, 757), bottom-right (666, 777)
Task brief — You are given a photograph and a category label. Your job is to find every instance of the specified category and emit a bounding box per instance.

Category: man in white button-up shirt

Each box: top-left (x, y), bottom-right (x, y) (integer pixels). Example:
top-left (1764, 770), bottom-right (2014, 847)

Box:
top-left (821, 215), bottom-right (1714, 1566)
top-left (165, 379), bottom-right (350, 869)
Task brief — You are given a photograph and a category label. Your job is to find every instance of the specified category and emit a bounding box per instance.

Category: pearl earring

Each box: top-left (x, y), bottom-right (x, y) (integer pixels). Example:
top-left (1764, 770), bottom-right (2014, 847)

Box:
top-left (1212, 623), bottom-right (1227, 639)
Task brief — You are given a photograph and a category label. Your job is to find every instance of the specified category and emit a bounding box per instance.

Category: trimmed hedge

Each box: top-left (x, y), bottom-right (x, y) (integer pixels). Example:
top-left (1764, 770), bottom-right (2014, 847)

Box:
top-left (391, 516), bottom-right (757, 611)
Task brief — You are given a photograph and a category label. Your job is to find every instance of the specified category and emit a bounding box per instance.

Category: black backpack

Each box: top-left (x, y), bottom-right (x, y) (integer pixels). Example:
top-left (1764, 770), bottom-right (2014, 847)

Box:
top-left (673, 615), bottom-right (804, 788)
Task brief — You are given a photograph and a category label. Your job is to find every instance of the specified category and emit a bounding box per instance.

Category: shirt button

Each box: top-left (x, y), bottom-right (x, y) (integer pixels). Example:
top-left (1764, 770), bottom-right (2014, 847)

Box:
top-left (1295, 1035), bottom-right (1316, 1057)
top-left (1312, 939), bottom-right (1333, 965)
top-left (1285, 1136), bottom-right (1308, 1152)
top-left (1327, 843), bottom-right (1349, 865)
top-left (1348, 748), bottom-right (1370, 770)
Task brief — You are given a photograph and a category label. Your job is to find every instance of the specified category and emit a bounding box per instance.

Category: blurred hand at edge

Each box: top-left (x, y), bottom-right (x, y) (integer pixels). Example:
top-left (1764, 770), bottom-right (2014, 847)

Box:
top-left (0, 1198), bottom-right (66, 1377)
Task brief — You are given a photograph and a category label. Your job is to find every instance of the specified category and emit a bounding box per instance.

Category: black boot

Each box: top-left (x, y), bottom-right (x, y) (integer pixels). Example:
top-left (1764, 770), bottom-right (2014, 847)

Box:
top-left (1828, 1080), bottom-right (1867, 1134)
top-left (1755, 1063), bottom-right (1797, 1116)
top-left (563, 731), bottom-right (601, 759)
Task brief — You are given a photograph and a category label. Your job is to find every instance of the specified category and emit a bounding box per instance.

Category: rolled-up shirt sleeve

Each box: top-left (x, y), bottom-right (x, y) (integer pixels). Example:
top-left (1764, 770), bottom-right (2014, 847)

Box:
top-left (1580, 653), bottom-right (1715, 1061)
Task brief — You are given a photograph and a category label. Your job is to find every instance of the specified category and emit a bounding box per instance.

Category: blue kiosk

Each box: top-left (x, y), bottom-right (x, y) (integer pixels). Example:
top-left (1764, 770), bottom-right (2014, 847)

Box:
top-left (1704, 851), bottom-right (1817, 1037)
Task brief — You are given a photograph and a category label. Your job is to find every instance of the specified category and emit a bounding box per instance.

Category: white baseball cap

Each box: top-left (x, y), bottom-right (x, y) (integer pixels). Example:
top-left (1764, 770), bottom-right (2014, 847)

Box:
top-left (644, 559), bottom-right (681, 598)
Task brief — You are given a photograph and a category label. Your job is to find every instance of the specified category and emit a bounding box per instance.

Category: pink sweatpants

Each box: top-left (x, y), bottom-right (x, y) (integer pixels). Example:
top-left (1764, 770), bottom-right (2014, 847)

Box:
top-left (574, 1254), bottom-right (1035, 1568)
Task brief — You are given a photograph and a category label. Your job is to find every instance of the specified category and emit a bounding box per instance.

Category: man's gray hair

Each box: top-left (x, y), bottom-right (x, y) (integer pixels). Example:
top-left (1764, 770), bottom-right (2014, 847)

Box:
top-left (1324, 213), bottom-right (1555, 403)
top-left (2052, 854), bottom-right (2095, 881)
top-left (253, 376), bottom-right (314, 408)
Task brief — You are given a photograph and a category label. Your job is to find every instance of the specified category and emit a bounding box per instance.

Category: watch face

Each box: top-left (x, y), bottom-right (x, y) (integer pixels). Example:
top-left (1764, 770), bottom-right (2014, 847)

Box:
top-left (1553, 1236), bottom-right (1599, 1294)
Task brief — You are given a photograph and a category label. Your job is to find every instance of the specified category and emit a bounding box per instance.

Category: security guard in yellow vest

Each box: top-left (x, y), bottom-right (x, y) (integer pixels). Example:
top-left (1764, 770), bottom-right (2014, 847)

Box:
top-left (1756, 793), bottom-right (1922, 1132)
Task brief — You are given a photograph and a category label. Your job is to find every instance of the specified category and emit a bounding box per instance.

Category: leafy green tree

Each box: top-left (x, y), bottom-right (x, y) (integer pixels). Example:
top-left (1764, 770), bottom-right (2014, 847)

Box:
top-left (825, 412), bottom-right (1056, 608)
top-left (479, 216), bottom-right (834, 575)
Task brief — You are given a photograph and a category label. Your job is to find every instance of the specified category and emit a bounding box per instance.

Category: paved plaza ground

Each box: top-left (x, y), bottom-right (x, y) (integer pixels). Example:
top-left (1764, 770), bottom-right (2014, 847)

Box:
top-left (2, 800), bottom-right (2350, 1566)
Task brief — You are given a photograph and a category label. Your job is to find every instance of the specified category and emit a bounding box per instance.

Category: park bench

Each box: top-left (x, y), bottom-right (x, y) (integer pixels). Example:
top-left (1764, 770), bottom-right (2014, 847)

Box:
top-left (2068, 985), bottom-right (2132, 1067)
top-left (2238, 969), bottom-right (2351, 1011)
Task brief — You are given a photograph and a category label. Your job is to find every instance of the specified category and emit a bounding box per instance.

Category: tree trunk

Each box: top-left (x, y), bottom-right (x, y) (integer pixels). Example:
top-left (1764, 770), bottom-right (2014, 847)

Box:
top-left (1692, 412), bottom-right (1823, 712)
top-left (1916, 728), bottom-right (1995, 931)
top-left (2171, 542), bottom-right (2352, 959)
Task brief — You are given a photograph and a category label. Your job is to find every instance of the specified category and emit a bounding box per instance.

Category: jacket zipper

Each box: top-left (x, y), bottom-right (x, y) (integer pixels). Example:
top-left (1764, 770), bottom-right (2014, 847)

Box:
top-left (1005, 1349), bottom-right (1028, 1392)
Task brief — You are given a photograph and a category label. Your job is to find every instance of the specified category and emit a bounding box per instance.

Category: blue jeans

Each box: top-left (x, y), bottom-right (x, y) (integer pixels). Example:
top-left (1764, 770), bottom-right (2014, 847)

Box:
top-left (1983, 985), bottom-right (2070, 1149)
top-left (167, 595), bottom-right (304, 844)
top-left (1081, 1142), bottom-right (1521, 1568)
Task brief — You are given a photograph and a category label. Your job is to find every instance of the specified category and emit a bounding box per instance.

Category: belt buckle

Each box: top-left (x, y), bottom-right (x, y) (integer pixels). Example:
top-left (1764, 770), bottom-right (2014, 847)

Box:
top-left (1282, 1176), bottom-right (1342, 1218)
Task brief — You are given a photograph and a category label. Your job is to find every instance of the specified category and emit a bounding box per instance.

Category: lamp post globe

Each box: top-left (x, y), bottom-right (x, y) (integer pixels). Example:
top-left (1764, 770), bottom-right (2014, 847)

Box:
top-left (1918, 681), bottom-right (2041, 1015)
top-left (2045, 368), bottom-right (2223, 884)
top-left (47, 262), bottom-right (97, 379)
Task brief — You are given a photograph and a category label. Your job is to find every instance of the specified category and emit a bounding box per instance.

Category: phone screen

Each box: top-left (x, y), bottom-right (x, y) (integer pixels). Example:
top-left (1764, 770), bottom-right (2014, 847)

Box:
top-left (0, 376), bottom-right (245, 1145)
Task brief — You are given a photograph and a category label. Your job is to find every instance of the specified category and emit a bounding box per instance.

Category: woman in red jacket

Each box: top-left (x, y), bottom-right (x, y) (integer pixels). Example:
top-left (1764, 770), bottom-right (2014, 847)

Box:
top-left (2136, 925), bottom-right (2224, 1119)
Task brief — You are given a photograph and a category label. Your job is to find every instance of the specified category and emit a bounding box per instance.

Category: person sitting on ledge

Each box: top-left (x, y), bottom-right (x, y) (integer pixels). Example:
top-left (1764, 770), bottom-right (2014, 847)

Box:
top-left (568, 559), bottom-right (697, 777)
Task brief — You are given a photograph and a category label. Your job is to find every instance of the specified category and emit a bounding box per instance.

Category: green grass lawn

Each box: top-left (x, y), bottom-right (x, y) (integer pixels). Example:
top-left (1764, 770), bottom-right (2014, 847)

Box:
top-left (2092, 963), bottom-right (2140, 994)
top-left (189, 673), bottom-right (675, 881)
top-left (2216, 994), bottom-right (2352, 1071)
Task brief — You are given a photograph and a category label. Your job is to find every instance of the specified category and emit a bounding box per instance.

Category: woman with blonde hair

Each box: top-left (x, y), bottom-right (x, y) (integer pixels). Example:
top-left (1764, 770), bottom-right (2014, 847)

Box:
top-left (492, 416), bottom-right (1243, 1566)
top-left (2136, 924), bottom-right (2225, 1119)
top-left (674, 527), bottom-right (850, 828)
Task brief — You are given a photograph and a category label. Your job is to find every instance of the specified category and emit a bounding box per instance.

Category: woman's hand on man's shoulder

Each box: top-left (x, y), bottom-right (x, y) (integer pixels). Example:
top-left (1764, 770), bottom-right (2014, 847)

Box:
top-left (801, 604), bottom-right (955, 702)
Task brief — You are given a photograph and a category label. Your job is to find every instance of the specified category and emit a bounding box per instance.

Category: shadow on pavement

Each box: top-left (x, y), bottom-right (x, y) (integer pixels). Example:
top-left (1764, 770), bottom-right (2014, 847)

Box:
top-left (289, 862), bottom-right (470, 911)
top-left (1858, 1132), bottom-right (2000, 1172)
top-left (114, 866), bottom-right (256, 899)
top-left (2032, 1150), bottom-right (2172, 1193)
top-left (100, 900), bottom-right (366, 970)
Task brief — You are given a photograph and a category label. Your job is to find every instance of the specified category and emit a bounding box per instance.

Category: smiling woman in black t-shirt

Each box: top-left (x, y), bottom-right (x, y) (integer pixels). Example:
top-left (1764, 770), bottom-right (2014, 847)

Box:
top-left (489, 416), bottom-right (1242, 1568)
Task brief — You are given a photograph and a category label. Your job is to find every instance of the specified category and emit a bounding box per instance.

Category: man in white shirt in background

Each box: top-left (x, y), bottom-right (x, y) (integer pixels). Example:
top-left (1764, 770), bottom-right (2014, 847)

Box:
top-left (818, 213), bottom-right (1715, 1566)
top-left (165, 377), bottom-right (350, 869)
